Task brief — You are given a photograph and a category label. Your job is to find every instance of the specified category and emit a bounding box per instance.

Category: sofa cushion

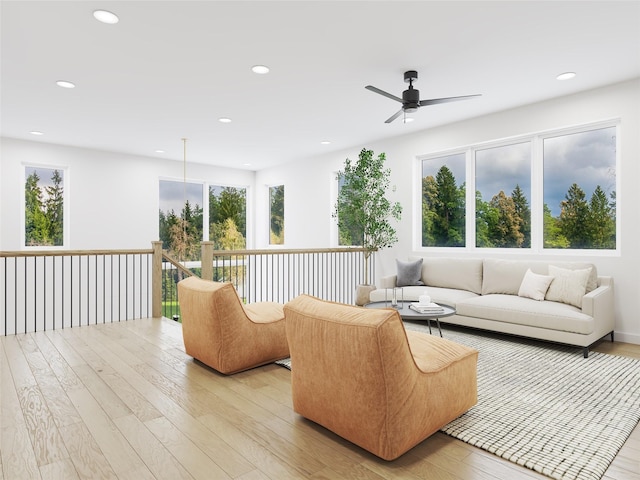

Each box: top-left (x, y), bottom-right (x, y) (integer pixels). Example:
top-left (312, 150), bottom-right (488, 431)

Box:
top-left (545, 265), bottom-right (592, 308)
top-left (412, 257), bottom-right (483, 295)
top-left (482, 258), bottom-right (532, 295)
top-left (422, 286), bottom-right (480, 308)
top-left (518, 269), bottom-right (554, 301)
top-left (482, 258), bottom-right (599, 296)
top-left (549, 262), bottom-right (598, 293)
top-left (456, 294), bottom-right (594, 335)
top-left (396, 258), bottom-right (424, 286)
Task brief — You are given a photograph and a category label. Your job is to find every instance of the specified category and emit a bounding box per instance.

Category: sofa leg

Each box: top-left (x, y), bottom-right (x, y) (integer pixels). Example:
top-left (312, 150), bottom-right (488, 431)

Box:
top-left (583, 347), bottom-right (589, 358)
top-left (611, 331), bottom-right (615, 342)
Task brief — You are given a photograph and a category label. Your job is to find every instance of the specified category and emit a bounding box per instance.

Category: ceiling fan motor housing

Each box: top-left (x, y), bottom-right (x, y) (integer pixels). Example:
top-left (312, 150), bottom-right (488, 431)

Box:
top-left (403, 70), bottom-right (420, 111)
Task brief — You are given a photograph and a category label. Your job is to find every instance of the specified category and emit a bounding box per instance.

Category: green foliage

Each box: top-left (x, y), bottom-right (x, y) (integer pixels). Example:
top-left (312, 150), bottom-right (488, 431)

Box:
top-left (559, 183), bottom-right (590, 249)
top-left (334, 148), bottom-right (402, 248)
top-left (334, 148), bottom-right (402, 280)
top-left (209, 186), bottom-right (247, 250)
top-left (210, 187), bottom-right (246, 240)
top-left (158, 200), bottom-right (203, 261)
top-left (270, 185), bottom-right (285, 244)
top-left (425, 168), bottom-right (614, 250)
top-left (558, 184), bottom-right (615, 249)
top-left (422, 166), bottom-right (465, 246)
top-left (511, 184), bottom-right (530, 248)
top-left (24, 169), bottom-right (64, 246)
top-left (542, 204), bottom-right (568, 248)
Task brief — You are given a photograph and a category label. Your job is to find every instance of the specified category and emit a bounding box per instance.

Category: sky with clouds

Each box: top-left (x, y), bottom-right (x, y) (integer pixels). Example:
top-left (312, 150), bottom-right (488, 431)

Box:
top-left (159, 180), bottom-right (203, 215)
top-left (422, 126), bottom-right (616, 217)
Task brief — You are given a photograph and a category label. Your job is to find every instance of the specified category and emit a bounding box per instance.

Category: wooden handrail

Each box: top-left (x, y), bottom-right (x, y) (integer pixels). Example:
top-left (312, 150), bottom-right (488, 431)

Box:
top-left (0, 248), bottom-right (153, 258)
top-left (207, 247), bottom-right (375, 256)
top-left (161, 251), bottom-right (196, 277)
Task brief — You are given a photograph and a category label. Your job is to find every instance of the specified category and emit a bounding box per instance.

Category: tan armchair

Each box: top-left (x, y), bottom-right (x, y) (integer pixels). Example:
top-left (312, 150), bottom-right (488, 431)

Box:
top-left (284, 294), bottom-right (478, 460)
top-left (177, 276), bottom-right (289, 374)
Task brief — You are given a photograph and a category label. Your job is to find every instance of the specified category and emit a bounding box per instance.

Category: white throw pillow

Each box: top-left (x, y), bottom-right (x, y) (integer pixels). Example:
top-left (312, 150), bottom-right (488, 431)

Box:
top-left (545, 265), bottom-right (592, 308)
top-left (518, 269), bottom-right (554, 301)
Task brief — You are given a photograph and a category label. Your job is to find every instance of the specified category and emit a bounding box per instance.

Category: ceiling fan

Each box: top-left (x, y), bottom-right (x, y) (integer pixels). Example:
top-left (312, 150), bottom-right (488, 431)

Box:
top-left (366, 70), bottom-right (481, 123)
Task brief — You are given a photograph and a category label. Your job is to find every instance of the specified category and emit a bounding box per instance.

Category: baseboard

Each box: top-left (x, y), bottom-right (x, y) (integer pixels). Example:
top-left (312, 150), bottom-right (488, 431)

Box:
top-left (614, 330), bottom-right (640, 345)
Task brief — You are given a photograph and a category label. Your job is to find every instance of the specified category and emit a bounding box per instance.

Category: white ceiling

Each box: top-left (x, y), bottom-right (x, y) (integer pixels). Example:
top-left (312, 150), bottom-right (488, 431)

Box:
top-left (2, 1), bottom-right (639, 171)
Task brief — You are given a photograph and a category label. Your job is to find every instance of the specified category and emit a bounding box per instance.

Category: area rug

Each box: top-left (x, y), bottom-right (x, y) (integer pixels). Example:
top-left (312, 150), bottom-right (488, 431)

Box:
top-left (276, 323), bottom-right (640, 480)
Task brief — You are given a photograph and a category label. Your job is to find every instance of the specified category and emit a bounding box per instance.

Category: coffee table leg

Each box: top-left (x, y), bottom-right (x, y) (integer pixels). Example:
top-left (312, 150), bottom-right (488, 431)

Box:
top-left (435, 318), bottom-right (442, 337)
top-left (427, 319), bottom-right (432, 334)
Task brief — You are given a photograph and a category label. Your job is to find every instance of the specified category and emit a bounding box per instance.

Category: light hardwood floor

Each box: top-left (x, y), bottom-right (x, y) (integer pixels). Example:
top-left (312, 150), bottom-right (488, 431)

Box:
top-left (1, 318), bottom-right (638, 480)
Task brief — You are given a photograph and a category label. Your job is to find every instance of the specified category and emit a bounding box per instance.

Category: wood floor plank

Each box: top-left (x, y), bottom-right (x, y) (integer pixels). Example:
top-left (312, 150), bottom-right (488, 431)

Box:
top-left (80, 322), bottom-right (257, 478)
top-left (20, 334), bottom-right (82, 429)
top-left (0, 338), bottom-right (49, 479)
top-left (198, 412), bottom-right (311, 480)
top-left (3, 318), bottom-right (639, 480)
top-left (66, 387), bottom-right (150, 476)
top-left (39, 458), bottom-right (80, 480)
top-left (58, 421), bottom-right (118, 480)
top-left (4, 335), bottom-right (70, 467)
top-left (34, 331), bottom-right (85, 393)
top-left (144, 416), bottom-right (232, 480)
top-left (113, 414), bottom-right (194, 480)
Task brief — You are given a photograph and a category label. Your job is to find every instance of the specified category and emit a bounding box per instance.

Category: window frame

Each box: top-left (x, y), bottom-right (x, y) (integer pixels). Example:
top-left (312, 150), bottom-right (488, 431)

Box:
top-left (21, 163), bottom-right (69, 250)
top-left (415, 119), bottom-right (620, 256)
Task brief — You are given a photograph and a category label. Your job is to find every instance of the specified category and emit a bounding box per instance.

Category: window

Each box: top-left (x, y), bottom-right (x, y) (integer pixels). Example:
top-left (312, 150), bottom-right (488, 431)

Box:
top-left (24, 166), bottom-right (66, 247)
top-left (543, 127), bottom-right (616, 249)
top-left (419, 121), bottom-right (618, 252)
top-left (475, 142), bottom-right (531, 248)
top-left (158, 180), bottom-right (204, 260)
top-left (209, 185), bottom-right (247, 250)
top-left (336, 175), bottom-right (363, 247)
top-left (269, 185), bottom-right (284, 245)
top-left (421, 153), bottom-right (466, 247)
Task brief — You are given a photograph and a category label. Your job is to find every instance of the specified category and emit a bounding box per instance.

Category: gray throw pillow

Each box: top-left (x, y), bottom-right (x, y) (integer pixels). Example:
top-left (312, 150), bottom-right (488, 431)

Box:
top-left (396, 258), bottom-right (424, 287)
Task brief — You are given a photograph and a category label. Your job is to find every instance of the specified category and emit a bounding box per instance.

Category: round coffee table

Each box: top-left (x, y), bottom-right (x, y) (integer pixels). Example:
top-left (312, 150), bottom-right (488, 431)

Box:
top-left (364, 301), bottom-right (456, 337)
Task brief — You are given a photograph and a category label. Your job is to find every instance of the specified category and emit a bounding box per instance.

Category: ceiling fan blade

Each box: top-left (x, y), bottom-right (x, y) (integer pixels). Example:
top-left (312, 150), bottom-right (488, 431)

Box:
top-left (366, 85), bottom-right (403, 103)
top-left (420, 94), bottom-right (481, 107)
top-left (385, 109), bottom-right (404, 123)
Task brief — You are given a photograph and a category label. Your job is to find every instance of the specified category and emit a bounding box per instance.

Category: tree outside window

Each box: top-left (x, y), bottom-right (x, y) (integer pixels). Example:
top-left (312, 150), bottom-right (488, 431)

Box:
top-left (209, 185), bottom-right (247, 250)
top-left (421, 153), bottom-right (466, 247)
top-left (421, 123), bottom-right (617, 252)
top-left (158, 180), bottom-right (203, 261)
top-left (543, 127), bottom-right (616, 249)
top-left (269, 185), bottom-right (284, 245)
top-left (475, 142), bottom-right (531, 248)
top-left (24, 167), bottom-right (64, 247)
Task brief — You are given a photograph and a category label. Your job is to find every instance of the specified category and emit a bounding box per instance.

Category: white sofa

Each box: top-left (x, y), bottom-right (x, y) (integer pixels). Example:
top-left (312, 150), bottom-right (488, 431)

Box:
top-left (369, 257), bottom-right (614, 357)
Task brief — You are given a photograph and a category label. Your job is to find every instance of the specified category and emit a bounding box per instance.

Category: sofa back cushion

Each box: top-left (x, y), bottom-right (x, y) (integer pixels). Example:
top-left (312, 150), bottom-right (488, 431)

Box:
top-left (482, 258), bottom-right (599, 296)
top-left (411, 257), bottom-right (483, 294)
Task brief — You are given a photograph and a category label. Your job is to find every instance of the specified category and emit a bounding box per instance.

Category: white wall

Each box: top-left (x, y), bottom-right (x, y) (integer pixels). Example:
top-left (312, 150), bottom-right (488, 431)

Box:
top-left (0, 139), bottom-right (255, 250)
top-left (255, 79), bottom-right (640, 344)
top-left (2, 79), bottom-right (638, 343)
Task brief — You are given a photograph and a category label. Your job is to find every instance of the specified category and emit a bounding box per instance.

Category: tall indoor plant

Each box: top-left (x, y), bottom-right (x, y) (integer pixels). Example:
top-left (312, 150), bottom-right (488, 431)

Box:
top-left (333, 148), bottom-right (402, 304)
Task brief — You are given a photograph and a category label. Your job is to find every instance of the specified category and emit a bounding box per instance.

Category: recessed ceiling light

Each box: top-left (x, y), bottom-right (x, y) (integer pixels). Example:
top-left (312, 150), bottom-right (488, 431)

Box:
top-left (218, 117), bottom-right (232, 123)
top-left (93, 10), bottom-right (119, 24)
top-left (155, 150), bottom-right (165, 154)
top-left (320, 140), bottom-right (331, 145)
top-left (243, 163), bottom-right (252, 167)
top-left (403, 117), bottom-right (414, 123)
top-left (556, 72), bottom-right (576, 81)
top-left (56, 80), bottom-right (75, 89)
top-left (251, 65), bottom-right (270, 74)
top-left (30, 131), bottom-right (44, 136)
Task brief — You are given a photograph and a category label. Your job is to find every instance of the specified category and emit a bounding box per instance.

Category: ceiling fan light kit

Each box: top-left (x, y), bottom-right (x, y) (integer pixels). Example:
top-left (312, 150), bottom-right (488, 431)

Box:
top-left (366, 70), bottom-right (481, 123)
